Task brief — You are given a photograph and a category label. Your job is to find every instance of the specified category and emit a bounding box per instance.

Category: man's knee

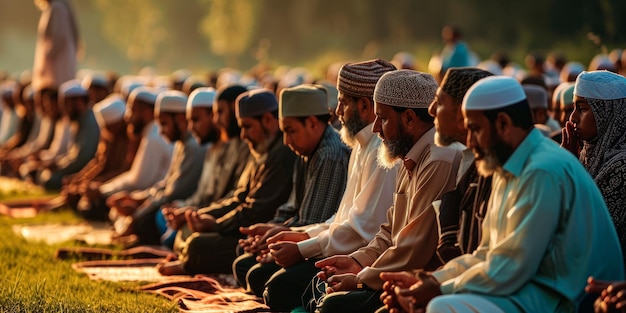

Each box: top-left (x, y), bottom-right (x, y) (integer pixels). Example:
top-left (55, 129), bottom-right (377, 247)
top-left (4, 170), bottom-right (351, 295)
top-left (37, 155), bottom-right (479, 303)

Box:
top-left (232, 253), bottom-right (256, 289)
top-left (247, 262), bottom-right (280, 296)
top-left (315, 291), bottom-right (349, 313)
top-left (426, 296), bottom-right (453, 313)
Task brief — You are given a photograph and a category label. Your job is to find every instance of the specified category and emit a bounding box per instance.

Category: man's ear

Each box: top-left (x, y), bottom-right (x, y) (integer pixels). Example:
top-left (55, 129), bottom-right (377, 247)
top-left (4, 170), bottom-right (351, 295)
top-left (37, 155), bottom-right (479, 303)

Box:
top-left (305, 115), bottom-right (318, 130)
top-left (359, 97), bottom-right (375, 121)
top-left (402, 109), bottom-right (419, 131)
top-left (175, 113), bottom-right (188, 129)
top-left (357, 97), bottom-right (369, 113)
top-left (495, 112), bottom-right (513, 136)
top-left (261, 111), bottom-right (274, 128)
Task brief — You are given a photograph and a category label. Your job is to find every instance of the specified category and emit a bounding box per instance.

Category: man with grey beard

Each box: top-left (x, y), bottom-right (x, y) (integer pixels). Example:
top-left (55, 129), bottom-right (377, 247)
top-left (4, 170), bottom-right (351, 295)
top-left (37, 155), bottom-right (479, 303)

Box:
top-left (427, 67), bottom-right (493, 263)
top-left (236, 59), bottom-right (397, 312)
top-left (314, 70), bottom-right (461, 313)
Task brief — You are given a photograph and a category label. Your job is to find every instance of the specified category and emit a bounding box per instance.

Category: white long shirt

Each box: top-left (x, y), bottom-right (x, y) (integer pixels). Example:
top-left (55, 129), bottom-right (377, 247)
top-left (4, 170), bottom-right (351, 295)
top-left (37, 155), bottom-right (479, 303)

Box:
top-left (99, 121), bottom-right (173, 196)
top-left (38, 117), bottom-right (72, 163)
top-left (0, 106), bottom-right (19, 145)
top-left (296, 124), bottom-right (397, 258)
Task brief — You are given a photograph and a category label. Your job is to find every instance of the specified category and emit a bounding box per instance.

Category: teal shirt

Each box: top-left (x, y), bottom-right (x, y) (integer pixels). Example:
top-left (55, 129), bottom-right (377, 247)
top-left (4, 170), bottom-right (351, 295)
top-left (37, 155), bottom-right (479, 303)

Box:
top-left (433, 128), bottom-right (624, 312)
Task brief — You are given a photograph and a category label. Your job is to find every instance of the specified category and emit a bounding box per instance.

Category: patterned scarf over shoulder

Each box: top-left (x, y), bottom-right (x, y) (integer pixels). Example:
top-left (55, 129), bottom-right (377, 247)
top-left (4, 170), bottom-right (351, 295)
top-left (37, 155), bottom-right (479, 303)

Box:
top-left (580, 96), bottom-right (626, 264)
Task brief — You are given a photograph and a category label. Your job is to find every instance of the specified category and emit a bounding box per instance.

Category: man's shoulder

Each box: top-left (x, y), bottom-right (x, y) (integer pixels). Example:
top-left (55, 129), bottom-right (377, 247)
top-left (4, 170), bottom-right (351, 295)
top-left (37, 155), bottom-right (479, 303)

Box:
top-left (268, 143), bottom-right (296, 162)
top-left (425, 143), bottom-right (462, 165)
top-left (522, 139), bottom-right (584, 178)
top-left (316, 129), bottom-right (350, 160)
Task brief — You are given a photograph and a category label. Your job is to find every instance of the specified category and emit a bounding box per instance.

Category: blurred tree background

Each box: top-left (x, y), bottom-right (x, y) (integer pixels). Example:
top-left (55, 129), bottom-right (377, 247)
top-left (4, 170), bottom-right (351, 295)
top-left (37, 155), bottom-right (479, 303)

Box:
top-left (0, 0), bottom-right (624, 77)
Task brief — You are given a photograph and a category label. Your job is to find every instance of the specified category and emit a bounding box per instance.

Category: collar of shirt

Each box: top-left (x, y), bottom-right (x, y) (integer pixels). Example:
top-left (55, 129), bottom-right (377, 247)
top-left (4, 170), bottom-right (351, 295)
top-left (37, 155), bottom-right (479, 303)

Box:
top-left (501, 128), bottom-right (544, 177)
top-left (404, 127), bottom-right (436, 164)
top-left (143, 120), bottom-right (158, 138)
top-left (457, 147), bottom-right (475, 184)
top-left (354, 122), bottom-right (375, 148)
top-left (181, 131), bottom-right (195, 145)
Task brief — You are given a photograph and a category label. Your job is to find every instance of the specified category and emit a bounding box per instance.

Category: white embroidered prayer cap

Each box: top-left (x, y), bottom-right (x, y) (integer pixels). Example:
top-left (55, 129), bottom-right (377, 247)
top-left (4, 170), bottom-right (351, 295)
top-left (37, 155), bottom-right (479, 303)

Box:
top-left (463, 76), bottom-right (526, 111)
top-left (94, 94), bottom-right (125, 127)
top-left (186, 87), bottom-right (217, 118)
top-left (574, 70), bottom-right (626, 100)
top-left (155, 90), bottom-right (188, 115)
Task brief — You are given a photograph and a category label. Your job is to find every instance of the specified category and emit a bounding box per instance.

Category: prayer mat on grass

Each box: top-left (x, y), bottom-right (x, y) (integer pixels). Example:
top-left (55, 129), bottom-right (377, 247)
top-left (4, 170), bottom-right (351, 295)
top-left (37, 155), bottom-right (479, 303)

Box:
top-left (0, 177), bottom-right (47, 199)
top-left (56, 245), bottom-right (173, 261)
top-left (0, 195), bottom-right (64, 218)
top-left (71, 258), bottom-right (181, 282)
top-left (13, 222), bottom-right (115, 245)
top-left (139, 275), bottom-right (269, 313)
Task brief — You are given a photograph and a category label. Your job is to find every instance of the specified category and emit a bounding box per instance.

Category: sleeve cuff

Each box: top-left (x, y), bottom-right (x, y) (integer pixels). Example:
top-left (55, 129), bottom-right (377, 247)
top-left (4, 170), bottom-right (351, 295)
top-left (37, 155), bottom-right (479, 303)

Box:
top-left (349, 251), bottom-right (375, 269)
top-left (297, 237), bottom-right (321, 259)
top-left (432, 271), bottom-right (454, 294)
top-left (304, 224), bottom-right (328, 237)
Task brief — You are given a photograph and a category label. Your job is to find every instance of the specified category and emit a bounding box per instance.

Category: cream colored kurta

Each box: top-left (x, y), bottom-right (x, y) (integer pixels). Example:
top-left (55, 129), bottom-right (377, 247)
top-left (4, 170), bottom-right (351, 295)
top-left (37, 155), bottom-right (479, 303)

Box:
top-left (350, 127), bottom-right (461, 289)
top-left (32, 0), bottom-right (77, 90)
top-left (296, 124), bottom-right (397, 259)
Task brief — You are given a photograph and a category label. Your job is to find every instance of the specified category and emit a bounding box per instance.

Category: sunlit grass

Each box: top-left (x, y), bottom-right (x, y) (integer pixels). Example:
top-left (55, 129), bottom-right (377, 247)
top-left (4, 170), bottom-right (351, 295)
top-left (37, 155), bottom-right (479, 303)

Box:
top-left (0, 209), bottom-right (177, 312)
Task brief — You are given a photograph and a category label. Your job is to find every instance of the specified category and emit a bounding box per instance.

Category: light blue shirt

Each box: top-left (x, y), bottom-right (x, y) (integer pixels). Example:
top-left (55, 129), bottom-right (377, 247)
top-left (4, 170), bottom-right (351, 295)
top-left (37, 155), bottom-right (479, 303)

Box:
top-left (433, 128), bottom-right (624, 312)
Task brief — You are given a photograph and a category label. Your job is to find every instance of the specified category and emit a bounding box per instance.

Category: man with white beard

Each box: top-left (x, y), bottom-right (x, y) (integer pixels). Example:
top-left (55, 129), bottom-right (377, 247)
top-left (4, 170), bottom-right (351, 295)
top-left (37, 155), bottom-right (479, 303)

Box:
top-left (314, 70), bottom-right (461, 313)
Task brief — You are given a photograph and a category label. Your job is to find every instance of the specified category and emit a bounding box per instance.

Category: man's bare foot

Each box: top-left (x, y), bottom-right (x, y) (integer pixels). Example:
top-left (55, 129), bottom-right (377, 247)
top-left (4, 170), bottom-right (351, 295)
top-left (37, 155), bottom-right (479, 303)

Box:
top-left (157, 260), bottom-right (189, 276)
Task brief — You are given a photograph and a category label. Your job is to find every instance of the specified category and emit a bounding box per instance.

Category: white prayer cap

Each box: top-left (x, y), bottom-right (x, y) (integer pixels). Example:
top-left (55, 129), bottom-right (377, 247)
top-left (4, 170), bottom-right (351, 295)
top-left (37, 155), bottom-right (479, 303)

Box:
top-left (216, 68), bottom-right (242, 89)
top-left (462, 76), bottom-right (526, 111)
top-left (552, 82), bottom-right (569, 105)
top-left (22, 84), bottom-right (34, 102)
top-left (278, 67), bottom-right (312, 90)
top-left (588, 55), bottom-right (616, 72)
top-left (59, 79), bottom-right (88, 99)
top-left (182, 76), bottom-right (208, 94)
top-left (121, 79), bottom-right (146, 99)
top-left (523, 85), bottom-right (548, 109)
top-left (319, 81), bottom-right (338, 110)
top-left (186, 87), bottom-right (216, 118)
top-left (374, 70), bottom-right (438, 108)
top-left (155, 90), bottom-right (188, 115)
top-left (172, 69), bottom-right (192, 84)
top-left (574, 70), bottom-right (626, 100)
top-left (560, 62), bottom-right (584, 82)
top-left (560, 83), bottom-right (575, 109)
top-left (279, 84), bottom-right (328, 118)
top-left (151, 75), bottom-right (171, 89)
top-left (477, 59), bottom-right (503, 75)
top-left (128, 86), bottom-right (158, 106)
top-left (81, 72), bottom-right (108, 89)
top-left (94, 94), bottom-right (125, 127)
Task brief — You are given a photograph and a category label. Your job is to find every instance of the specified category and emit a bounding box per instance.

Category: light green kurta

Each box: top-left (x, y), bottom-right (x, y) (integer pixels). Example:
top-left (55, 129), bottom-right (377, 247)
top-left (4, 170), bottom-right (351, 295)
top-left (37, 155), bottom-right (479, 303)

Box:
top-left (433, 129), bottom-right (625, 312)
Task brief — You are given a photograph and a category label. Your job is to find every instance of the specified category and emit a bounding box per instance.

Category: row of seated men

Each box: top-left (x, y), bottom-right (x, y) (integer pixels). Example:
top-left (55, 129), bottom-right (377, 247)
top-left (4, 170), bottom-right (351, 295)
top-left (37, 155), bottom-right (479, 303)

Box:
top-left (1, 59), bottom-right (625, 312)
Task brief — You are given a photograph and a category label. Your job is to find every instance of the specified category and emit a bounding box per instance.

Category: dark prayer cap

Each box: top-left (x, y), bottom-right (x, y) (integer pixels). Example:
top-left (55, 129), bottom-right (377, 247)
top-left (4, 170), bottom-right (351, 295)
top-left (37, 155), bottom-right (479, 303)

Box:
top-left (440, 67), bottom-right (493, 103)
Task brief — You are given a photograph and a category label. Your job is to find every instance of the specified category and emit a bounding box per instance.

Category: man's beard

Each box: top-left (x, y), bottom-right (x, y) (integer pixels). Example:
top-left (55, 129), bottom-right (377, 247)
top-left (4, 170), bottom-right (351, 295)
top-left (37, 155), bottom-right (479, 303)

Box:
top-left (168, 125), bottom-right (183, 143)
top-left (376, 123), bottom-right (413, 169)
top-left (129, 120), bottom-right (145, 136)
top-left (476, 148), bottom-right (500, 177)
top-left (475, 132), bottom-right (514, 177)
top-left (198, 126), bottom-right (220, 145)
top-left (250, 129), bottom-right (274, 160)
top-left (340, 110), bottom-right (368, 148)
top-left (434, 131), bottom-right (458, 147)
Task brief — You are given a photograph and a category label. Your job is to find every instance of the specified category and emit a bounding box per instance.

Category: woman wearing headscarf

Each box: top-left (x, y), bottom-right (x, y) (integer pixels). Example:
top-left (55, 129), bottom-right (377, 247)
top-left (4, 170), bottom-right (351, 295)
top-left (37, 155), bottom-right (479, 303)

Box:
top-left (562, 70), bottom-right (626, 267)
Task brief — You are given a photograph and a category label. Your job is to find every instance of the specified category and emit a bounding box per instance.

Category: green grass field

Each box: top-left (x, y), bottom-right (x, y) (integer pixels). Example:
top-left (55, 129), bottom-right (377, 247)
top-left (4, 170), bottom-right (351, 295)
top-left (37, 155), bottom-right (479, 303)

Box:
top-left (0, 209), bottom-right (177, 313)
